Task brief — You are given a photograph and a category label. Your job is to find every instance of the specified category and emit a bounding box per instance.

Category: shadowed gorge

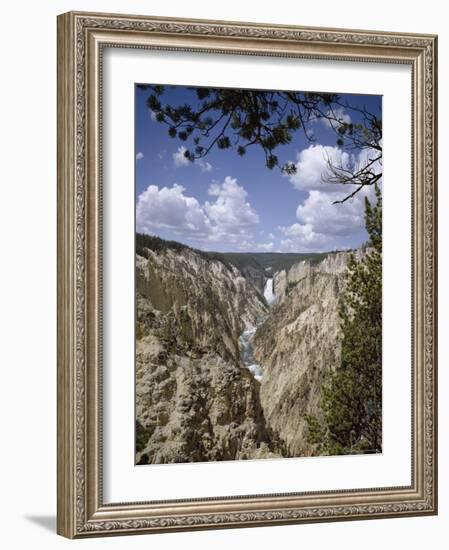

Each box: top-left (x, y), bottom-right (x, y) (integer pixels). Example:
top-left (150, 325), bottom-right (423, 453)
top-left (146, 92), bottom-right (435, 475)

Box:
top-left (135, 234), bottom-right (372, 464)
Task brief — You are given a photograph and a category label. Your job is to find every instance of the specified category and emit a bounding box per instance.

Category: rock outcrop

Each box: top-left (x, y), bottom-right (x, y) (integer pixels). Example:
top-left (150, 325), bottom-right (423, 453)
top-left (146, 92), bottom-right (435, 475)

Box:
top-left (136, 237), bottom-right (364, 463)
top-left (273, 249), bottom-right (365, 303)
top-left (240, 264), bottom-right (266, 296)
top-left (135, 244), bottom-right (281, 464)
top-left (253, 251), bottom-right (357, 456)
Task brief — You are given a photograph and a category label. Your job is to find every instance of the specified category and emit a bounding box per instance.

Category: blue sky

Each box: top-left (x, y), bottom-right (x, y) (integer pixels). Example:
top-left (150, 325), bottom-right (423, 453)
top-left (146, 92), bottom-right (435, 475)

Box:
top-left (135, 85), bottom-right (381, 253)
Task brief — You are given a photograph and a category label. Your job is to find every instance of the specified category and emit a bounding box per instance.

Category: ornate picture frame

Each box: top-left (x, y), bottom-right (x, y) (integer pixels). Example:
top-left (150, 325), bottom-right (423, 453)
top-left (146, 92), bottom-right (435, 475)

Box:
top-left (57, 11), bottom-right (437, 538)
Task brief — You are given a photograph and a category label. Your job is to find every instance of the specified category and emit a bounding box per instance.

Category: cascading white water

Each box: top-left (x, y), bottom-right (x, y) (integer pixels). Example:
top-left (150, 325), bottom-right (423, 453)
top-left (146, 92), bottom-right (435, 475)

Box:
top-left (239, 326), bottom-right (263, 382)
top-left (239, 278), bottom-right (275, 382)
top-left (263, 277), bottom-right (276, 305)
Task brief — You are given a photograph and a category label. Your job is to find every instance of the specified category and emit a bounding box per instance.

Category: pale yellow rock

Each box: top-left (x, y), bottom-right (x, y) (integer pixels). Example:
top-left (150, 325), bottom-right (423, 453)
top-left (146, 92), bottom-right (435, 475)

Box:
top-left (135, 246), bottom-right (282, 464)
top-left (253, 250), bottom-right (364, 456)
top-left (136, 244), bottom-right (363, 463)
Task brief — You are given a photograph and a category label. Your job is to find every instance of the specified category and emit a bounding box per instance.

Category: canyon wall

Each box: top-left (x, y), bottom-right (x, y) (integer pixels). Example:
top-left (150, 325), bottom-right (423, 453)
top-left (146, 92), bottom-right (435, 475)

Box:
top-left (254, 251), bottom-right (359, 456)
top-left (136, 238), bottom-right (361, 463)
top-left (274, 249), bottom-right (366, 302)
top-left (135, 244), bottom-right (282, 464)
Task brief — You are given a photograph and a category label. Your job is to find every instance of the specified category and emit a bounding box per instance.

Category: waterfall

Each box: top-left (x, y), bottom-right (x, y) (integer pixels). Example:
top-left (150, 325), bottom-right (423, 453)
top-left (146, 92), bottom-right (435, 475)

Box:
top-left (239, 279), bottom-right (275, 382)
top-left (263, 278), bottom-right (276, 305)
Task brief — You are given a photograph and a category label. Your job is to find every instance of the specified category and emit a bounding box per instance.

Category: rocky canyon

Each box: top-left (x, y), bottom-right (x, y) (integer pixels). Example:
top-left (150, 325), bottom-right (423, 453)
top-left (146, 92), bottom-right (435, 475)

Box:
top-left (135, 233), bottom-right (362, 464)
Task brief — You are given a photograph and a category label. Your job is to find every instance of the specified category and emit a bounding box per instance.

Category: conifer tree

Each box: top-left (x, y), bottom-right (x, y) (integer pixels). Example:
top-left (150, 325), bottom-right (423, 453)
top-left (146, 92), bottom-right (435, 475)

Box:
top-left (307, 184), bottom-right (382, 455)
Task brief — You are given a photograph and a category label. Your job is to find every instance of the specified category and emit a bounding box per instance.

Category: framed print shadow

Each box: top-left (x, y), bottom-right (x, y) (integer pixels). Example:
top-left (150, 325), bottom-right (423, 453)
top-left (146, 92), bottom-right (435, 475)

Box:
top-left (57, 11), bottom-right (438, 538)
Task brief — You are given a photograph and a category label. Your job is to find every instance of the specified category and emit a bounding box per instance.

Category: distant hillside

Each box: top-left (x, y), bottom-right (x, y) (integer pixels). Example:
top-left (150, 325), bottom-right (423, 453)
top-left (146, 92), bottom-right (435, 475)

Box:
top-left (136, 233), bottom-right (332, 276)
top-left (216, 252), bottom-right (330, 276)
top-left (136, 233), bottom-right (234, 270)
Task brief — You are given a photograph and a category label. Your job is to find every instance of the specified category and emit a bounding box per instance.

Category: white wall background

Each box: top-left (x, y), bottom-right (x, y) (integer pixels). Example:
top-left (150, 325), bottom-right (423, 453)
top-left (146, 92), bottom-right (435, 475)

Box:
top-left (0, 1), bottom-right (445, 548)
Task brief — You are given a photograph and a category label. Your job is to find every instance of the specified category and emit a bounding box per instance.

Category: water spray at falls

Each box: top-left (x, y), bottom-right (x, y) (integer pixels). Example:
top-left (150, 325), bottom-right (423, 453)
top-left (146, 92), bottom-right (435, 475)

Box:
top-left (264, 278), bottom-right (276, 305)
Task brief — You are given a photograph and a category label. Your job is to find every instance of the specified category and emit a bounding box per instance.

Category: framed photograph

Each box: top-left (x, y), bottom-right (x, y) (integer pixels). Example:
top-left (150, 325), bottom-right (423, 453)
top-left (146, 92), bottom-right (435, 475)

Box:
top-left (57, 11), bottom-right (438, 538)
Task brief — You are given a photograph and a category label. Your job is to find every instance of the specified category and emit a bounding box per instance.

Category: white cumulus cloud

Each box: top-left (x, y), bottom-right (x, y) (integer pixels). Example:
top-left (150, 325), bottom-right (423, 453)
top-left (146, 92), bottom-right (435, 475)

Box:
top-left (296, 189), bottom-right (369, 237)
top-left (172, 146), bottom-right (191, 167)
top-left (205, 176), bottom-right (259, 233)
top-left (278, 185), bottom-right (375, 251)
top-left (320, 107), bottom-right (351, 129)
top-left (278, 143), bottom-right (381, 251)
top-left (288, 144), bottom-right (351, 193)
top-left (136, 184), bottom-right (211, 237)
top-left (278, 223), bottom-right (327, 251)
top-left (136, 151), bottom-right (144, 161)
top-left (136, 177), bottom-right (259, 246)
top-left (257, 242), bottom-right (275, 251)
top-left (288, 143), bottom-right (381, 195)
top-left (196, 159), bottom-right (213, 172)
top-left (173, 146), bottom-right (214, 172)
top-left (280, 142), bottom-right (381, 251)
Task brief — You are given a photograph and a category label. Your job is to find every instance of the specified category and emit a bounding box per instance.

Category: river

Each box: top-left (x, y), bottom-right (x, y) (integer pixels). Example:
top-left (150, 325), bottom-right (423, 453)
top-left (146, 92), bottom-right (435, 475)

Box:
top-left (239, 325), bottom-right (263, 381)
top-left (239, 278), bottom-right (275, 382)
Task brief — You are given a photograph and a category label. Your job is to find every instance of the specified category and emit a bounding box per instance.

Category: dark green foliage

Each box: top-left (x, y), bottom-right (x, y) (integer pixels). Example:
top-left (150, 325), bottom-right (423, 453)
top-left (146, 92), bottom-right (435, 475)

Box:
top-left (136, 232), bottom-right (190, 257)
top-left (216, 251), bottom-right (330, 275)
top-left (306, 184), bottom-right (382, 455)
top-left (217, 136), bottom-right (231, 149)
top-left (136, 233), bottom-right (234, 271)
top-left (144, 85), bottom-right (337, 173)
top-left (138, 83), bottom-right (382, 202)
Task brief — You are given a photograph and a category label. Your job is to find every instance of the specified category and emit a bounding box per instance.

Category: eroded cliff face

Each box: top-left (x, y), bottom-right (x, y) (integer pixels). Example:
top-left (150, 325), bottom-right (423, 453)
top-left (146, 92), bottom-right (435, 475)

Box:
top-left (240, 265), bottom-right (266, 295)
top-left (135, 246), bottom-right (281, 464)
top-left (253, 252), bottom-right (354, 457)
top-left (136, 240), bottom-right (362, 463)
top-left (273, 250), bottom-right (365, 303)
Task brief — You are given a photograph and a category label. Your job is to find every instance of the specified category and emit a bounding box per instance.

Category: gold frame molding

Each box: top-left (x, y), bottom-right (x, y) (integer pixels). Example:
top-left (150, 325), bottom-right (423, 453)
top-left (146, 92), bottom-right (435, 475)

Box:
top-left (57, 11), bottom-right (438, 538)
